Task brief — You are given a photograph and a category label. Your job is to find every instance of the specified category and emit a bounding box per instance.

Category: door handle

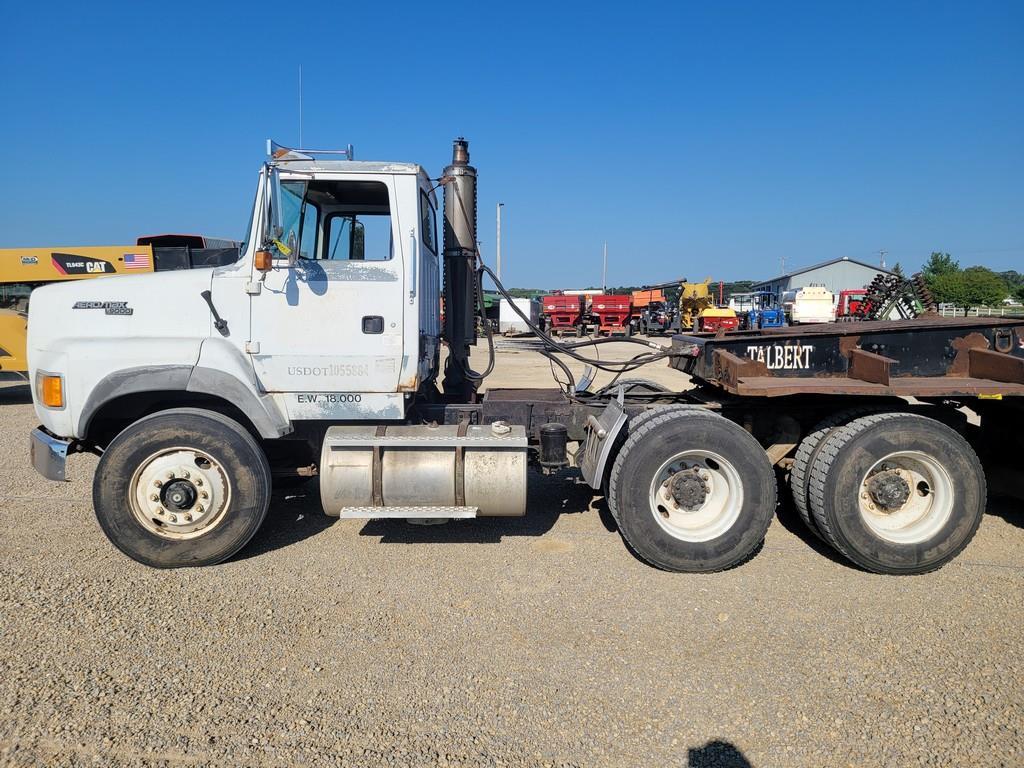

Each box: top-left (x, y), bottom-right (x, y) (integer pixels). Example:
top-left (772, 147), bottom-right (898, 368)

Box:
top-left (408, 228), bottom-right (417, 302)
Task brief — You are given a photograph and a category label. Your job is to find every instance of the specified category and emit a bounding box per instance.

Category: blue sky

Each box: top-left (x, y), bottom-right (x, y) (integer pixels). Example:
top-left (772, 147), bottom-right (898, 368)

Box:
top-left (2, 1), bottom-right (1021, 288)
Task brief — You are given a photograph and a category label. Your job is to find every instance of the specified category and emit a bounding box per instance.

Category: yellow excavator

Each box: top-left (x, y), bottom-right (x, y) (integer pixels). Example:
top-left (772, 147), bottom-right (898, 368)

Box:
top-left (0, 236), bottom-right (238, 376)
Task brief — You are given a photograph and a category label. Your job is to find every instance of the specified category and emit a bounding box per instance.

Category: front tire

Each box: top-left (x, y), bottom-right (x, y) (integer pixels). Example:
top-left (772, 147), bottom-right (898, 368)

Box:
top-left (807, 412), bottom-right (985, 574)
top-left (609, 409), bottom-right (777, 572)
top-left (93, 408), bottom-right (272, 568)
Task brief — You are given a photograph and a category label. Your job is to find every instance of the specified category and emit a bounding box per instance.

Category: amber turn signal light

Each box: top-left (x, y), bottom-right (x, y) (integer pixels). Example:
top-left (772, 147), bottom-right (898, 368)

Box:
top-left (254, 250), bottom-right (273, 272)
top-left (38, 374), bottom-right (64, 409)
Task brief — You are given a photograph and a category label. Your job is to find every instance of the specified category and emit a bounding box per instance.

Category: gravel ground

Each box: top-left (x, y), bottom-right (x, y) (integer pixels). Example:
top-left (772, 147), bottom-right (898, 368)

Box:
top-left (0, 343), bottom-right (1022, 767)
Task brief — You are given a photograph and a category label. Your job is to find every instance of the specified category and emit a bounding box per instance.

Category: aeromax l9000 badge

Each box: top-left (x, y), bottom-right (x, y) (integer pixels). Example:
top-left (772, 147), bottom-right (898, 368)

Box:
top-left (72, 301), bottom-right (133, 316)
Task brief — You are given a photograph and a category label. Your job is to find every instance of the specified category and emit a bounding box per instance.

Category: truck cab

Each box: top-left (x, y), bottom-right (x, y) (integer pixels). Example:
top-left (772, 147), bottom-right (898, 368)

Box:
top-left (28, 144), bottom-right (442, 450)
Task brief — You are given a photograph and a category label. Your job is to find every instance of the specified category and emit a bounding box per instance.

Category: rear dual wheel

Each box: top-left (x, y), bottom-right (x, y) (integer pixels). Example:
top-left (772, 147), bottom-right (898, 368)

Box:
top-left (609, 409), bottom-right (776, 572)
top-left (789, 407), bottom-right (885, 540)
top-left (807, 412), bottom-right (985, 574)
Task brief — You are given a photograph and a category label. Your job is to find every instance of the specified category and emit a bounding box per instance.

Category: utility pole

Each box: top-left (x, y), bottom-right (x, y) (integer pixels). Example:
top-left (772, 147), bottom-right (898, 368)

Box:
top-left (780, 255), bottom-right (786, 275)
top-left (602, 242), bottom-right (608, 292)
top-left (496, 203), bottom-right (504, 281)
top-left (879, 249), bottom-right (887, 269)
top-left (298, 65), bottom-right (303, 146)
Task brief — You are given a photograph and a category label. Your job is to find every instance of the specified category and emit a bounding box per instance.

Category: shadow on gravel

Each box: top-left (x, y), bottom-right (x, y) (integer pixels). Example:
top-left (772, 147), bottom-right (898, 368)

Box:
top-left (234, 482), bottom-right (337, 561)
top-left (986, 495), bottom-right (1024, 529)
top-left (359, 469), bottom-right (595, 544)
top-left (0, 382), bottom-right (31, 405)
top-left (771, 469), bottom-right (849, 567)
top-left (687, 739), bottom-right (752, 767)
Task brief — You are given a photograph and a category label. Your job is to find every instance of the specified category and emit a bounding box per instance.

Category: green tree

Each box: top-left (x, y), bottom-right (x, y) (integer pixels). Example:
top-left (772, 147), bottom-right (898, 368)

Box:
top-left (928, 271), bottom-right (969, 308)
top-left (930, 267), bottom-right (1009, 309)
top-left (922, 252), bottom-right (959, 283)
top-left (891, 262), bottom-right (905, 277)
top-left (961, 266), bottom-right (1008, 307)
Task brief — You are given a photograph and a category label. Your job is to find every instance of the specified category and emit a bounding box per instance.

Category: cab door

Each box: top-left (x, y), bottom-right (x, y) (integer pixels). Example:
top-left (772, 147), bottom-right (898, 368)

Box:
top-left (248, 174), bottom-right (405, 395)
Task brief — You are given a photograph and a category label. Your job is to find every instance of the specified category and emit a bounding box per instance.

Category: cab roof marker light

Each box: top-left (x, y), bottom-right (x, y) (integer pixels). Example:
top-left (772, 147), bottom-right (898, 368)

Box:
top-left (266, 139), bottom-right (355, 161)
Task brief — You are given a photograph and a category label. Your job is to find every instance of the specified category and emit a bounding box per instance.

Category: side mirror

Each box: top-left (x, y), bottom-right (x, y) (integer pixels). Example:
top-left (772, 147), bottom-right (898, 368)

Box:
top-left (286, 231), bottom-right (298, 268)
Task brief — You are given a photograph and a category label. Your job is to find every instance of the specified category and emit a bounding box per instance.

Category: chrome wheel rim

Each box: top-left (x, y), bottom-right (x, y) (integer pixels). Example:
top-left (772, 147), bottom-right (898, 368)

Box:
top-left (649, 450), bottom-right (744, 542)
top-left (128, 447), bottom-right (232, 539)
top-left (858, 451), bottom-right (953, 544)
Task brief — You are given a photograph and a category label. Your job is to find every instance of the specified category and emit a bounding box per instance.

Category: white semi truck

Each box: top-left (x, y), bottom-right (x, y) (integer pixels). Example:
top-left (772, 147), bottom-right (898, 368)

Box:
top-left (27, 139), bottom-right (1024, 574)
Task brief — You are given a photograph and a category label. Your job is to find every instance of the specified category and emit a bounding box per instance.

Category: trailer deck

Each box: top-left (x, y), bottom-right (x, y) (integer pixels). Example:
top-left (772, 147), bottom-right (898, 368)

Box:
top-left (671, 316), bottom-right (1024, 398)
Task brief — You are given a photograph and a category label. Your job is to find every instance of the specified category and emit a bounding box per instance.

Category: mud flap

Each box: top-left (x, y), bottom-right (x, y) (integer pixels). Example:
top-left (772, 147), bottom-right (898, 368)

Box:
top-left (578, 389), bottom-right (628, 489)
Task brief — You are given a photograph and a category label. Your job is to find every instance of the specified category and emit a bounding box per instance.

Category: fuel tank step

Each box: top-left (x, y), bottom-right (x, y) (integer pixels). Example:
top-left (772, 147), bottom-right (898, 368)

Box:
top-left (337, 506), bottom-right (479, 519)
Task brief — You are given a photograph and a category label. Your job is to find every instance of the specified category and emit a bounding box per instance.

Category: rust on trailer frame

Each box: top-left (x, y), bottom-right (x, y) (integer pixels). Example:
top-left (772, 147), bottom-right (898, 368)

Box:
top-left (674, 316), bottom-right (1024, 398)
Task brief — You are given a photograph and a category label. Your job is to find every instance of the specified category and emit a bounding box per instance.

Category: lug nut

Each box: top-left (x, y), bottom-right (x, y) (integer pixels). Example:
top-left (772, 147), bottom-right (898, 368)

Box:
top-left (154, 480), bottom-right (163, 488)
top-left (168, 514), bottom-right (177, 523)
top-left (195, 478), bottom-right (203, 487)
top-left (200, 491), bottom-right (209, 500)
top-left (184, 514), bottom-right (193, 522)
top-left (156, 507), bottom-right (165, 515)
top-left (150, 494), bottom-right (159, 502)
top-left (166, 471), bottom-right (175, 479)
top-left (182, 470), bottom-right (190, 479)
top-left (195, 505), bottom-right (205, 514)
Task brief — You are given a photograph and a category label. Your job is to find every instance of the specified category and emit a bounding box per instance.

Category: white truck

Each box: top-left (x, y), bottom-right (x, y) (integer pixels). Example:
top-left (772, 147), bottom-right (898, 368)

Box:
top-left (27, 139), bottom-right (1022, 575)
top-left (783, 285), bottom-right (836, 324)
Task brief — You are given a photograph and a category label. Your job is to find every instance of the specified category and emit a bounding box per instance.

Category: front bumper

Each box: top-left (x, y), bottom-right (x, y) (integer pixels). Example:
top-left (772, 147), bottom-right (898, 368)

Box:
top-left (30, 427), bottom-right (73, 481)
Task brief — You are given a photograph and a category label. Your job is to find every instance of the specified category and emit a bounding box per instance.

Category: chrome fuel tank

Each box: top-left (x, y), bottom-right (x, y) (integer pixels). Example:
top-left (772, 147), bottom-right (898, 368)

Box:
top-left (319, 422), bottom-right (527, 517)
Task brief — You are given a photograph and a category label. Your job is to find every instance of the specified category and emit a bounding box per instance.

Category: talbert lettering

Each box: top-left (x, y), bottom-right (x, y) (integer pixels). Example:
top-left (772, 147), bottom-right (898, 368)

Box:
top-left (746, 344), bottom-right (813, 370)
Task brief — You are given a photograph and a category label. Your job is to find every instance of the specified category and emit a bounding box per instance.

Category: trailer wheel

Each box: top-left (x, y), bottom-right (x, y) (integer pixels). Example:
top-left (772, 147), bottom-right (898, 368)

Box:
top-left (807, 412), bottom-right (985, 574)
top-left (93, 408), bottom-right (272, 568)
top-left (790, 407), bottom-right (886, 540)
top-left (608, 409), bottom-right (776, 572)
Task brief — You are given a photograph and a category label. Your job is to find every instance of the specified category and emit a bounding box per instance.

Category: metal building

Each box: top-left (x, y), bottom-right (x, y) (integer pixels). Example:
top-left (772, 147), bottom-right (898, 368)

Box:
top-left (753, 257), bottom-right (894, 302)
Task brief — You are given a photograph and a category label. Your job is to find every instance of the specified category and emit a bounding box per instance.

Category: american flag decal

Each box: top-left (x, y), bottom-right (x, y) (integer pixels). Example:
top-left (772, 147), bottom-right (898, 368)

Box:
top-left (123, 253), bottom-right (151, 270)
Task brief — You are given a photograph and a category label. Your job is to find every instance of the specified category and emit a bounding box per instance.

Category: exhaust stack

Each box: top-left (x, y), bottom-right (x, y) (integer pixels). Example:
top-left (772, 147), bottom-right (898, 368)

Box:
top-left (441, 137), bottom-right (480, 400)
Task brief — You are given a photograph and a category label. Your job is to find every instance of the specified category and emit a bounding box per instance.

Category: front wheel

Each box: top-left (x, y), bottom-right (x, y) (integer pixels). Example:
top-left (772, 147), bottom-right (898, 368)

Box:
top-left (93, 408), bottom-right (272, 568)
top-left (608, 409), bottom-right (777, 572)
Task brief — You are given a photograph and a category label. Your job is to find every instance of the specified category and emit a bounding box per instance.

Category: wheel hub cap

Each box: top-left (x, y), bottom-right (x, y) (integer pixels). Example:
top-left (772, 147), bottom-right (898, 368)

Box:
top-left (162, 479), bottom-right (198, 511)
top-left (669, 469), bottom-right (709, 510)
top-left (129, 449), bottom-right (231, 539)
top-left (866, 469), bottom-right (911, 510)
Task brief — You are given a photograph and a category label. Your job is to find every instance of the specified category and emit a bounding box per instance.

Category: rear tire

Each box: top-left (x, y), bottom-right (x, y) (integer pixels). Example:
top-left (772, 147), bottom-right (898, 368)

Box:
top-left (790, 407), bottom-right (886, 540)
top-left (609, 409), bottom-right (776, 572)
top-left (807, 412), bottom-right (985, 574)
top-left (93, 408), bottom-right (272, 568)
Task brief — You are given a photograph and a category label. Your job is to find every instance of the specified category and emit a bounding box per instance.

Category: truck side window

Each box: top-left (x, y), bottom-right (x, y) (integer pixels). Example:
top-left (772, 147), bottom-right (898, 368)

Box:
top-left (316, 181), bottom-right (392, 262)
top-left (324, 213), bottom-right (392, 261)
top-left (420, 191), bottom-right (437, 254)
